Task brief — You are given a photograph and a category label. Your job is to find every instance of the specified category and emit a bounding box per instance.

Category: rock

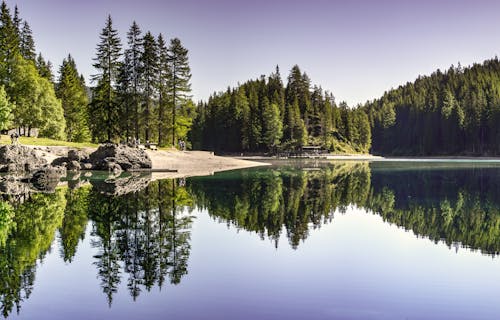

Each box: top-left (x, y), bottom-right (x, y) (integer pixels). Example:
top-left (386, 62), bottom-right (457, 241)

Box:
top-left (89, 143), bottom-right (152, 171)
top-left (81, 162), bottom-right (93, 170)
top-left (51, 157), bottom-right (68, 167)
top-left (67, 160), bottom-right (81, 171)
top-left (68, 149), bottom-right (90, 162)
top-left (0, 145), bottom-right (48, 172)
top-left (30, 166), bottom-right (66, 192)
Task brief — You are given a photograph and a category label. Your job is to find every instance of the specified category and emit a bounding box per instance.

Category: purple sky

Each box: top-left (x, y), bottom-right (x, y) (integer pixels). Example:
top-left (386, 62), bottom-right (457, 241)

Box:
top-left (6, 0), bottom-right (500, 105)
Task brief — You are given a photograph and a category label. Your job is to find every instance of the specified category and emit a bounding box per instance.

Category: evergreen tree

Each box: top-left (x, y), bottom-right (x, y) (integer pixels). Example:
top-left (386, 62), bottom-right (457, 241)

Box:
top-left (36, 53), bottom-right (54, 83)
top-left (90, 15), bottom-right (122, 142)
top-left (157, 33), bottom-right (169, 146)
top-left (125, 21), bottom-right (143, 139)
top-left (140, 31), bottom-right (158, 142)
top-left (0, 2), bottom-right (19, 86)
top-left (167, 38), bottom-right (192, 146)
top-left (20, 21), bottom-right (35, 61)
top-left (56, 55), bottom-right (91, 142)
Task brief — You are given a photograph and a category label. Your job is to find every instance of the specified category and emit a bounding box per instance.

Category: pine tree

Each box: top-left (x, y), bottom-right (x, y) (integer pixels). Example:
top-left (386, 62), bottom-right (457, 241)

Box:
top-left (56, 55), bottom-right (91, 142)
top-left (140, 31), bottom-right (158, 142)
top-left (157, 33), bottom-right (169, 146)
top-left (167, 38), bottom-right (192, 146)
top-left (12, 5), bottom-right (19, 34)
top-left (36, 53), bottom-right (54, 83)
top-left (20, 21), bottom-right (35, 61)
top-left (125, 21), bottom-right (142, 139)
top-left (0, 2), bottom-right (19, 86)
top-left (90, 15), bottom-right (122, 142)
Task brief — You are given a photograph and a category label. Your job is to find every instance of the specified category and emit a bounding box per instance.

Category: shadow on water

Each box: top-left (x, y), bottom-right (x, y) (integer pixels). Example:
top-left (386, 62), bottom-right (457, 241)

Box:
top-left (0, 161), bottom-right (500, 316)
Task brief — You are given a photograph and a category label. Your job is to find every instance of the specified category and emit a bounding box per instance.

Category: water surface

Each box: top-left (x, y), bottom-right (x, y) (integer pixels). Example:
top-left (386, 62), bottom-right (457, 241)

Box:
top-left (1, 161), bottom-right (500, 319)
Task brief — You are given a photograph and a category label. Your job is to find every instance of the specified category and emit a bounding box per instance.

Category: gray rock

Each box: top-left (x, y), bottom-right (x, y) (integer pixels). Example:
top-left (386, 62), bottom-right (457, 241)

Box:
top-left (67, 160), bottom-right (81, 171)
top-left (30, 166), bottom-right (66, 192)
top-left (68, 149), bottom-right (90, 162)
top-left (0, 145), bottom-right (47, 172)
top-left (89, 143), bottom-right (151, 171)
top-left (51, 157), bottom-right (68, 167)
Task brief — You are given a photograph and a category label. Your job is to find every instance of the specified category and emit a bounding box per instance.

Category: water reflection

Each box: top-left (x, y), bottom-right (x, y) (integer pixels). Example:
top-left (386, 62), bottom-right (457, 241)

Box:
top-left (0, 162), bottom-right (499, 317)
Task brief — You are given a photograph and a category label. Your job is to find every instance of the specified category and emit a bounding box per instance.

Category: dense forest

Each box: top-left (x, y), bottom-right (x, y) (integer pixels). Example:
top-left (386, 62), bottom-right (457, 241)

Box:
top-left (4, 1), bottom-right (500, 154)
top-left (0, 2), bottom-right (194, 145)
top-left (190, 65), bottom-right (371, 153)
top-left (365, 58), bottom-right (500, 155)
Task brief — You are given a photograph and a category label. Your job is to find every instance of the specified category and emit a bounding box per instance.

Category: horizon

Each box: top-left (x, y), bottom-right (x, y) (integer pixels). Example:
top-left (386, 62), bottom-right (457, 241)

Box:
top-left (5, 0), bottom-right (500, 105)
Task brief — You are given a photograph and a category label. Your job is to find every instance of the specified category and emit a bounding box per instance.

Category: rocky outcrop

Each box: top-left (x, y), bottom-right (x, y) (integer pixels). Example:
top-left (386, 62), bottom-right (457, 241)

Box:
top-left (0, 145), bottom-right (47, 172)
top-left (89, 143), bottom-right (152, 172)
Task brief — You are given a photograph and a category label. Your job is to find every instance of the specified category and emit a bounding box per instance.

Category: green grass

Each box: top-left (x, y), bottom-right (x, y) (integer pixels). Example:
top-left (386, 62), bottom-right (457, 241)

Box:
top-left (0, 135), bottom-right (98, 148)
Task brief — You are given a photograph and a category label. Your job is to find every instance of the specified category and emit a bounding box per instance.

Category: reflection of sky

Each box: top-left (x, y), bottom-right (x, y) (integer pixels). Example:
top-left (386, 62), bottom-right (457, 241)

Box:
top-left (16, 207), bottom-right (500, 319)
top-left (6, 0), bottom-right (500, 106)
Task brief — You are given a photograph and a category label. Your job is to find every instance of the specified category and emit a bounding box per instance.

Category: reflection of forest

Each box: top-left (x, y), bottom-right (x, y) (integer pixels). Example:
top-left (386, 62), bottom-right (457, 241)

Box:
top-left (0, 163), bottom-right (500, 317)
top-left (188, 162), bottom-right (500, 254)
top-left (0, 179), bottom-right (194, 317)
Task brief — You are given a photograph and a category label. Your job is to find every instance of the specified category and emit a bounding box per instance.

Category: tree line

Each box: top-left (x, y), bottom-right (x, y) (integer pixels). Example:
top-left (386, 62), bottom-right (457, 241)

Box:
top-left (0, 2), bottom-right (194, 145)
top-left (190, 65), bottom-right (371, 153)
top-left (365, 58), bottom-right (500, 155)
top-left (90, 16), bottom-right (193, 145)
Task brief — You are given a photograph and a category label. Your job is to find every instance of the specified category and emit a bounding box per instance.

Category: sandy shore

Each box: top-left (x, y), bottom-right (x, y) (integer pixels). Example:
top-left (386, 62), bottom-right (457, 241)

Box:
top-left (146, 150), bottom-right (270, 179)
top-left (27, 146), bottom-right (270, 179)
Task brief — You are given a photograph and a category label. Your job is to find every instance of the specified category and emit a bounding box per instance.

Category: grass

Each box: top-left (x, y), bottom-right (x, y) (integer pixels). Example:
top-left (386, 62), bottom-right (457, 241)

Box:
top-left (0, 135), bottom-right (98, 148)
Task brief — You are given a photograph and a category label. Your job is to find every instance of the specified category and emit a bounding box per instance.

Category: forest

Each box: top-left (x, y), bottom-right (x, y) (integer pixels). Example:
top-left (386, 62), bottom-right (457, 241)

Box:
top-left (365, 58), bottom-right (500, 155)
top-left (190, 66), bottom-right (371, 153)
top-left (2, 1), bottom-right (500, 155)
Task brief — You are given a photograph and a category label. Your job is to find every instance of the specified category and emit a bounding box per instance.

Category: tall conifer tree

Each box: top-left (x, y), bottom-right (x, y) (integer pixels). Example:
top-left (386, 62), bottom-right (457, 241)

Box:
top-left (91, 15), bottom-right (122, 142)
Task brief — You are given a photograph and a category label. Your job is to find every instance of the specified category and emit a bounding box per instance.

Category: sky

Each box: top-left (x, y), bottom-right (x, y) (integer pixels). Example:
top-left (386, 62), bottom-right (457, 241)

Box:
top-left (5, 0), bottom-right (500, 106)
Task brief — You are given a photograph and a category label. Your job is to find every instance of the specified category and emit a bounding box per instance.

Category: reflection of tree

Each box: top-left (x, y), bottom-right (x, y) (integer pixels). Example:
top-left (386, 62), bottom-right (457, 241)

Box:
top-left (88, 179), bottom-right (194, 304)
top-left (369, 168), bottom-right (500, 254)
top-left (189, 163), bottom-right (500, 255)
top-left (189, 162), bottom-right (371, 248)
top-left (0, 190), bottom-right (66, 318)
top-left (59, 186), bottom-right (91, 262)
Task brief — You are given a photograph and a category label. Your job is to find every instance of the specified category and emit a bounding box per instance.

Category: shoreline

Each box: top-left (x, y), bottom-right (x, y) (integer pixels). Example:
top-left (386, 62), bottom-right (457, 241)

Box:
top-left (25, 145), bottom-right (271, 179)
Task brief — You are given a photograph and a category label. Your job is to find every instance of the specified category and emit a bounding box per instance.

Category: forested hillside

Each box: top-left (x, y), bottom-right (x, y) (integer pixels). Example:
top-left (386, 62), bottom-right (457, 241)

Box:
top-left (365, 58), bottom-right (500, 155)
top-left (190, 65), bottom-right (371, 153)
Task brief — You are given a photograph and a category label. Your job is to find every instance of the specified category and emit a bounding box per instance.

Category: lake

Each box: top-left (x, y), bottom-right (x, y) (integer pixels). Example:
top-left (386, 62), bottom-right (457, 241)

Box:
top-left (1, 160), bottom-right (500, 319)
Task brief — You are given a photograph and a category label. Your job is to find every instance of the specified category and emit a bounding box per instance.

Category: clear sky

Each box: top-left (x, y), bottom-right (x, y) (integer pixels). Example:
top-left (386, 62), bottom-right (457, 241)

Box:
top-left (5, 0), bottom-right (500, 106)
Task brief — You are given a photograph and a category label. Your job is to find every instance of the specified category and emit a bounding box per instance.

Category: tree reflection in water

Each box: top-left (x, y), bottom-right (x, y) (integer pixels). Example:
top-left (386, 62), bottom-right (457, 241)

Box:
top-left (0, 162), bottom-right (500, 316)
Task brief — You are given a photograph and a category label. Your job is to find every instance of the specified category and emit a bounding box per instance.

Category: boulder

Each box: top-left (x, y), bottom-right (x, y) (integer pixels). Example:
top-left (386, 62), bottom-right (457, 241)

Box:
top-left (89, 143), bottom-right (151, 171)
top-left (68, 149), bottom-right (90, 162)
top-left (0, 145), bottom-right (47, 172)
top-left (30, 166), bottom-right (66, 192)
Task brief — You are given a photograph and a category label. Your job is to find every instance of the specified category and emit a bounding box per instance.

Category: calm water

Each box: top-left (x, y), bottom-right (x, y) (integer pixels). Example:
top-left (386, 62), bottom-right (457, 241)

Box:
top-left (1, 161), bottom-right (500, 319)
